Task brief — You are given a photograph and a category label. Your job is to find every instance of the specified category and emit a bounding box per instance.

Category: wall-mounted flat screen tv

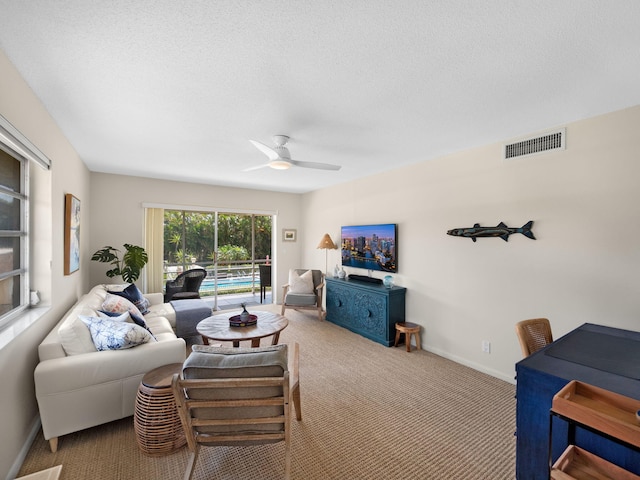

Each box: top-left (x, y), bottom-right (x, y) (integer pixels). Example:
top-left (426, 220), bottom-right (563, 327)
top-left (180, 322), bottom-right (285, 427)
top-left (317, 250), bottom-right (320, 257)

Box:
top-left (341, 223), bottom-right (397, 273)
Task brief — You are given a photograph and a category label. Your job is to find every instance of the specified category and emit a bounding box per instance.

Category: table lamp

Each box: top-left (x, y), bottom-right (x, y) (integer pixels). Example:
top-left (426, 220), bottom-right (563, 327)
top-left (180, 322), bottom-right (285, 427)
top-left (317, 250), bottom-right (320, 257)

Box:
top-left (317, 233), bottom-right (337, 275)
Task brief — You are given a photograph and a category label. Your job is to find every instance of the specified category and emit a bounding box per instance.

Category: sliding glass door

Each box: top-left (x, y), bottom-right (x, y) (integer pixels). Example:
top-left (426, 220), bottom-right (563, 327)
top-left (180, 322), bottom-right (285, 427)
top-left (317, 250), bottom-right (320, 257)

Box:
top-left (163, 210), bottom-right (272, 309)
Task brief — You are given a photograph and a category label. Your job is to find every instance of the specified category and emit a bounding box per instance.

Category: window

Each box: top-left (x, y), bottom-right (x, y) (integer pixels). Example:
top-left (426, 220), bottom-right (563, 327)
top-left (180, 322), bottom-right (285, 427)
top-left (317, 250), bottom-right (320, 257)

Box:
top-left (163, 210), bottom-right (272, 283)
top-left (0, 113), bottom-right (51, 331)
top-left (144, 203), bottom-right (274, 309)
top-left (0, 146), bottom-right (28, 327)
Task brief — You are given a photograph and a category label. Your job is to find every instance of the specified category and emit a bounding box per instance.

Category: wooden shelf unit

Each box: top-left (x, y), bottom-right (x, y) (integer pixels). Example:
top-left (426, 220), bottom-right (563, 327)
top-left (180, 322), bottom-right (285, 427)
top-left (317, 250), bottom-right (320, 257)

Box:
top-left (552, 446), bottom-right (639, 480)
top-left (549, 380), bottom-right (640, 480)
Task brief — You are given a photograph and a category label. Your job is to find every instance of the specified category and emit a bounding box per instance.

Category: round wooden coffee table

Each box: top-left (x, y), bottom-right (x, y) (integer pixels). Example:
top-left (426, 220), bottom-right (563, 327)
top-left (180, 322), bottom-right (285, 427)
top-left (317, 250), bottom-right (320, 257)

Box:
top-left (196, 310), bottom-right (289, 347)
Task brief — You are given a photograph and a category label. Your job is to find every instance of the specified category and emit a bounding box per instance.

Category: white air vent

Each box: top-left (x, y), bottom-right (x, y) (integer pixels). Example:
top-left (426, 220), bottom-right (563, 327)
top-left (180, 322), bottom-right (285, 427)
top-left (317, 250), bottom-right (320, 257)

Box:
top-left (504, 128), bottom-right (566, 160)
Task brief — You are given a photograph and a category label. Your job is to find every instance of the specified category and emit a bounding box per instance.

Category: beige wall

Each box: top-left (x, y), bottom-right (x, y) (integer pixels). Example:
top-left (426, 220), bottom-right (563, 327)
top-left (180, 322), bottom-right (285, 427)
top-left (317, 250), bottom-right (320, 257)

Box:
top-left (88, 173), bottom-right (303, 297)
top-left (0, 50), bottom-right (91, 479)
top-left (302, 105), bottom-right (640, 382)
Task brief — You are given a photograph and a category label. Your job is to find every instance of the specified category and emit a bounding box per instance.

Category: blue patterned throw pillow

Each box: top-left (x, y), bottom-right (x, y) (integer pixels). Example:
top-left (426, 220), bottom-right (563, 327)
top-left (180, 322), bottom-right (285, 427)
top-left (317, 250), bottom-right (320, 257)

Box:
top-left (107, 283), bottom-right (150, 314)
top-left (98, 309), bottom-right (155, 339)
top-left (80, 315), bottom-right (156, 351)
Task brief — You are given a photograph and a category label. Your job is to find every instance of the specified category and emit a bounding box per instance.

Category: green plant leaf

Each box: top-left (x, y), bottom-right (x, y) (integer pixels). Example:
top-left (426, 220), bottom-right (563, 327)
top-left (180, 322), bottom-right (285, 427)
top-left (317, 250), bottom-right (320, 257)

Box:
top-left (91, 247), bottom-right (119, 263)
top-left (92, 244), bottom-right (148, 282)
top-left (105, 267), bottom-right (121, 278)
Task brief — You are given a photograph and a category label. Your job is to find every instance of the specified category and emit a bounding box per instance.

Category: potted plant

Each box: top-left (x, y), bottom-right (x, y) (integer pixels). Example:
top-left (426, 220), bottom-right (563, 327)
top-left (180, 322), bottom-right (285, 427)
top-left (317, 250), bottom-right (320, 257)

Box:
top-left (91, 244), bottom-right (149, 283)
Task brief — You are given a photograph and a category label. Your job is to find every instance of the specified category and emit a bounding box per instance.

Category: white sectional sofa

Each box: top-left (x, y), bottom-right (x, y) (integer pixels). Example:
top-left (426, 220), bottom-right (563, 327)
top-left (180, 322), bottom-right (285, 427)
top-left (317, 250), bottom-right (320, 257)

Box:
top-left (34, 284), bottom-right (187, 452)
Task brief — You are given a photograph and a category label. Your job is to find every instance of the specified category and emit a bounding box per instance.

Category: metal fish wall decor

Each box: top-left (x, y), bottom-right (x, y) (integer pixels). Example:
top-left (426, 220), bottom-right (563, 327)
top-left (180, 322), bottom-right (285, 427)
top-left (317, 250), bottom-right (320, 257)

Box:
top-left (447, 221), bottom-right (535, 242)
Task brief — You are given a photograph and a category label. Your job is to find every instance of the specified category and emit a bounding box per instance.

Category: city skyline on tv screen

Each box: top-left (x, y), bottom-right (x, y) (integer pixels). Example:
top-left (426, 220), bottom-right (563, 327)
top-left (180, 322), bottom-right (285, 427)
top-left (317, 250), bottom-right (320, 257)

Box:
top-left (341, 223), bottom-right (397, 273)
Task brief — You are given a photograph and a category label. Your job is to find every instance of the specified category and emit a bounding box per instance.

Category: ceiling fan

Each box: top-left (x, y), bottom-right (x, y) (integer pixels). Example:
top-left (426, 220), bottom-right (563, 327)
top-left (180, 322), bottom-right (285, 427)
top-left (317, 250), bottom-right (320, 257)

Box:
top-left (246, 135), bottom-right (341, 171)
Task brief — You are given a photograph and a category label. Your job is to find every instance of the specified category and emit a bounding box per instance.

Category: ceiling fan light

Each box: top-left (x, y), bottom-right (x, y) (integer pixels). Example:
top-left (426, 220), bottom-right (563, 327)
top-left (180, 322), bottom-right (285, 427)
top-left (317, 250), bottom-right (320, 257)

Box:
top-left (270, 160), bottom-right (291, 170)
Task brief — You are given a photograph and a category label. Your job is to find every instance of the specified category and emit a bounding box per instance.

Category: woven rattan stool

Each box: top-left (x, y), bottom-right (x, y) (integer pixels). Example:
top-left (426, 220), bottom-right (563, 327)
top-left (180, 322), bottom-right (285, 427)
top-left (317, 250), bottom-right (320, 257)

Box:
top-left (394, 322), bottom-right (421, 352)
top-left (134, 363), bottom-right (186, 456)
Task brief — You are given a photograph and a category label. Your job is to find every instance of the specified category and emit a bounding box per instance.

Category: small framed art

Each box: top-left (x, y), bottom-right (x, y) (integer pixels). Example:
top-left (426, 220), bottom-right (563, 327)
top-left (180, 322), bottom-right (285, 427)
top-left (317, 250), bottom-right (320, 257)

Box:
top-left (64, 193), bottom-right (81, 275)
top-left (282, 228), bottom-right (297, 242)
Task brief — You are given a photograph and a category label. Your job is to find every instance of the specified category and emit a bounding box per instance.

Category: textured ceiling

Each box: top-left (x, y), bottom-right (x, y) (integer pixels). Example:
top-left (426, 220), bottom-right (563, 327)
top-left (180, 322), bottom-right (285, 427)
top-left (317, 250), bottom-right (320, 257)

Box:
top-left (1, 1), bottom-right (640, 193)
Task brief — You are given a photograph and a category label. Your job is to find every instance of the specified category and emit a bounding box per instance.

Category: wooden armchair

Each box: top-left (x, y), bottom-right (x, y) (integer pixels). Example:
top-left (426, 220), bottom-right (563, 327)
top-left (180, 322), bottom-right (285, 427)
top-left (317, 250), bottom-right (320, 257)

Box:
top-left (281, 269), bottom-right (325, 321)
top-left (172, 343), bottom-right (301, 480)
top-left (515, 318), bottom-right (553, 357)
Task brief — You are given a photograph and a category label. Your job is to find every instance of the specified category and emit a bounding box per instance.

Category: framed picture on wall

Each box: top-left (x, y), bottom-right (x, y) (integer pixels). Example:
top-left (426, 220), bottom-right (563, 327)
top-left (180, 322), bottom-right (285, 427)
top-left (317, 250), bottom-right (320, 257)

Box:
top-left (64, 193), bottom-right (81, 275)
top-left (283, 228), bottom-right (297, 242)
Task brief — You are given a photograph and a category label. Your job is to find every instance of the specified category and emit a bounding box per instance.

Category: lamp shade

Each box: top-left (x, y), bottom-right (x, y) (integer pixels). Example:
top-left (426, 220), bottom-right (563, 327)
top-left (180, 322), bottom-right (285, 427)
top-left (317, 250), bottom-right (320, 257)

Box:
top-left (317, 233), bottom-right (337, 250)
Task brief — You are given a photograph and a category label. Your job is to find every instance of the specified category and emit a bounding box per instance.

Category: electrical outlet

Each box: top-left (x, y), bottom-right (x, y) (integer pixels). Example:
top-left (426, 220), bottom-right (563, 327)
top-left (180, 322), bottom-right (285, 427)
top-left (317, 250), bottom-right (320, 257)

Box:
top-left (482, 340), bottom-right (491, 353)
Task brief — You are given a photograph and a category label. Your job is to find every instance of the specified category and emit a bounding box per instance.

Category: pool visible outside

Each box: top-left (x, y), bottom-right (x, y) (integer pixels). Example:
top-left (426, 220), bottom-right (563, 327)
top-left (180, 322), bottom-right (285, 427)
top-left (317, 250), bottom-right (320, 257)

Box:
top-left (199, 276), bottom-right (262, 295)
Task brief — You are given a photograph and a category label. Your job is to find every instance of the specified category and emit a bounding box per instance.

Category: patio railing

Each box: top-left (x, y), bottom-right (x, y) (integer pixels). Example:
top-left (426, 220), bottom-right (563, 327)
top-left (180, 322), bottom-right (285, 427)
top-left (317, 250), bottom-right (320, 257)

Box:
top-left (164, 260), bottom-right (270, 297)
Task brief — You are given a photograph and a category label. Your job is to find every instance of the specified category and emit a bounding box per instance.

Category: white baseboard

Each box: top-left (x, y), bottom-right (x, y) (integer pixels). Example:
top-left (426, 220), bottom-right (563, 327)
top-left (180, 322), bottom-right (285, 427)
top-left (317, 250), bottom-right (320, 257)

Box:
top-left (6, 415), bottom-right (41, 480)
top-left (424, 346), bottom-right (516, 385)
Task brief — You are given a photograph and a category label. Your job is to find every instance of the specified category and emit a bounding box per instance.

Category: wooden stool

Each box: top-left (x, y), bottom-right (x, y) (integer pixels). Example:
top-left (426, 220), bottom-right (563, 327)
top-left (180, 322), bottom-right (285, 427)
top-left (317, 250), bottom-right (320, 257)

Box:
top-left (394, 322), bottom-right (421, 352)
top-left (134, 363), bottom-right (186, 456)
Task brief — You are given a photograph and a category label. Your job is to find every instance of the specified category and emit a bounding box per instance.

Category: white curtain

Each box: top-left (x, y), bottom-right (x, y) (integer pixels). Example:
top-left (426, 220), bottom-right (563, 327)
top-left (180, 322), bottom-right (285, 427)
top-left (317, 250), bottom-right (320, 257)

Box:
top-left (144, 208), bottom-right (164, 294)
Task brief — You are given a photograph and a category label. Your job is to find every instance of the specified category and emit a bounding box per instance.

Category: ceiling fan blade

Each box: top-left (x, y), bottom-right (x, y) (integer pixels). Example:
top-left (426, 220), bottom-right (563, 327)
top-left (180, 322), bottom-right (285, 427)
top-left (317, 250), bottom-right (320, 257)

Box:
top-left (243, 162), bottom-right (271, 172)
top-left (249, 140), bottom-right (280, 161)
top-left (289, 159), bottom-right (342, 171)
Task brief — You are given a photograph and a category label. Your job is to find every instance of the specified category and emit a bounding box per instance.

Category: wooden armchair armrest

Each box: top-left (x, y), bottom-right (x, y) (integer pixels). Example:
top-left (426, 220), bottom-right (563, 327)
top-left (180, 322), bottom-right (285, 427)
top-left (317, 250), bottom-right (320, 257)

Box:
top-left (315, 282), bottom-right (325, 302)
top-left (288, 342), bottom-right (299, 388)
top-left (288, 342), bottom-right (301, 421)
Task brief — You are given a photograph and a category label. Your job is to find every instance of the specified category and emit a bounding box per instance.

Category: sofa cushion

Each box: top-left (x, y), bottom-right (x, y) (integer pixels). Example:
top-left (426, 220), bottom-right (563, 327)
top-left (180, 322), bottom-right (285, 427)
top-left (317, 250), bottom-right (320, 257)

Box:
top-left (288, 269), bottom-right (314, 294)
top-left (185, 344), bottom-right (288, 379)
top-left (108, 283), bottom-right (150, 314)
top-left (184, 345), bottom-right (287, 399)
top-left (58, 306), bottom-right (99, 356)
top-left (144, 316), bottom-right (176, 338)
top-left (145, 302), bottom-right (177, 328)
top-left (80, 315), bottom-right (156, 351)
top-left (285, 292), bottom-right (318, 306)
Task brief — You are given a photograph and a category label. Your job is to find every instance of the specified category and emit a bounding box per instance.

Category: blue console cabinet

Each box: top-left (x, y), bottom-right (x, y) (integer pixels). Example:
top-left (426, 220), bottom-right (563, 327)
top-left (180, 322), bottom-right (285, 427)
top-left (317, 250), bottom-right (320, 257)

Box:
top-left (515, 323), bottom-right (640, 479)
top-left (325, 277), bottom-right (406, 347)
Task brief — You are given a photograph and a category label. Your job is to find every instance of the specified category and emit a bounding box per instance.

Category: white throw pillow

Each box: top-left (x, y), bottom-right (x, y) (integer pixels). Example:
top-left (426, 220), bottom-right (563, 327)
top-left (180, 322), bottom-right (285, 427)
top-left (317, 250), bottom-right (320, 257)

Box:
top-left (97, 310), bottom-right (131, 322)
top-left (102, 293), bottom-right (144, 318)
top-left (288, 269), bottom-right (314, 294)
top-left (58, 307), bottom-right (99, 355)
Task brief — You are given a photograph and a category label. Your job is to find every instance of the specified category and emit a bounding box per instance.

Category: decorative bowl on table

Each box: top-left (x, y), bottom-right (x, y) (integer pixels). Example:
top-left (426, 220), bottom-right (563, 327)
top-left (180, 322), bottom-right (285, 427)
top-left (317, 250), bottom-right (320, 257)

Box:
top-left (229, 314), bottom-right (258, 327)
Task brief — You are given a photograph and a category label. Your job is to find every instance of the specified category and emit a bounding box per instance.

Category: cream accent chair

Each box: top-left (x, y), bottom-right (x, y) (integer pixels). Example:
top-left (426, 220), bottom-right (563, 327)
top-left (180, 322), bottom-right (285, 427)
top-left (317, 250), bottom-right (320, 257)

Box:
top-left (173, 343), bottom-right (301, 480)
top-left (281, 269), bottom-right (325, 321)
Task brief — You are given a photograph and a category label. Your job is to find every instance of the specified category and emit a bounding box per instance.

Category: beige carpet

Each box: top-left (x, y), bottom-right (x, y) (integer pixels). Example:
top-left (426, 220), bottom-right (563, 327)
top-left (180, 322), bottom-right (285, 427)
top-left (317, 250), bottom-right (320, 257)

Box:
top-left (19, 305), bottom-right (516, 479)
